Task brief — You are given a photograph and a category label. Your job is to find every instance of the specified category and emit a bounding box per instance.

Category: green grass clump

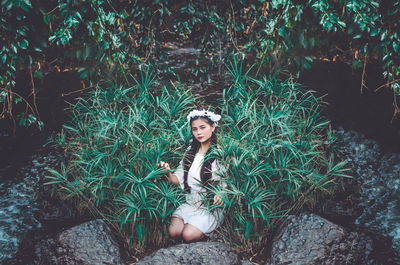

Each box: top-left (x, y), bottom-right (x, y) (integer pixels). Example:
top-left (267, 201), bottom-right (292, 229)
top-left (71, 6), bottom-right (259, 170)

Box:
top-left (48, 65), bottom-right (348, 255)
top-left (48, 71), bottom-right (197, 248)
top-left (206, 61), bottom-right (348, 252)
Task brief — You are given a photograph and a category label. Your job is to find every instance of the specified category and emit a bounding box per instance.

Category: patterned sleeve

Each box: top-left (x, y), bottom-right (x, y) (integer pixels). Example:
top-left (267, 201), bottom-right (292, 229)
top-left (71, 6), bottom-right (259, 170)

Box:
top-left (212, 160), bottom-right (227, 188)
top-left (174, 159), bottom-right (185, 189)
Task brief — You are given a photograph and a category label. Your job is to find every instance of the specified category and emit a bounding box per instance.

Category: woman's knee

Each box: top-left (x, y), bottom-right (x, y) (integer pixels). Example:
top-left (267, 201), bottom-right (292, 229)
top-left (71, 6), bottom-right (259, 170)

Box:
top-left (182, 226), bottom-right (204, 242)
top-left (168, 225), bottom-right (181, 238)
top-left (169, 218), bottom-right (184, 238)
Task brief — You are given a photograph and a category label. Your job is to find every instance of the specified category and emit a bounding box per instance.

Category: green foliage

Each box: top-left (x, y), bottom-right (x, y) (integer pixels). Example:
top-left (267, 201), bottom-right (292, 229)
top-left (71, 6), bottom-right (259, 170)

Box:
top-left (48, 70), bottom-right (197, 248)
top-left (1, 0), bottom-right (400, 130)
top-left (234, 0), bottom-right (400, 110)
top-left (49, 64), bottom-right (348, 253)
top-left (0, 0), bottom-right (45, 128)
top-left (206, 59), bottom-right (348, 249)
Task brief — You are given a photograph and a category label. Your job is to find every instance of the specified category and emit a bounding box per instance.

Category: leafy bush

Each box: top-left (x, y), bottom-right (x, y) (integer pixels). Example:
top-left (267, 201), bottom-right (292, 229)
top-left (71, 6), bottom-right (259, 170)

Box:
top-left (49, 64), bottom-right (348, 255)
top-left (0, 0), bottom-right (46, 129)
top-left (48, 70), bottom-right (197, 248)
top-left (209, 60), bottom-right (348, 251)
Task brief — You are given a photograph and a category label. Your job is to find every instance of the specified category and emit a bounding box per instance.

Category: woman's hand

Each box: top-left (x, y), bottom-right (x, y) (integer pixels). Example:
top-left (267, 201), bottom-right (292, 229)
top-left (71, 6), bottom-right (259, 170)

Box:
top-left (159, 161), bottom-right (179, 186)
top-left (213, 194), bottom-right (224, 206)
top-left (159, 161), bottom-right (171, 171)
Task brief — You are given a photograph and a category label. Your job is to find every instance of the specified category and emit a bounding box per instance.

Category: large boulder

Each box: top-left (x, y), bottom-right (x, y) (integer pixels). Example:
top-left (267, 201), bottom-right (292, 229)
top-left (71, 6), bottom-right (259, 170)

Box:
top-left (34, 219), bottom-right (124, 265)
top-left (334, 128), bottom-right (400, 255)
top-left (315, 128), bottom-right (383, 224)
top-left (266, 213), bottom-right (373, 265)
top-left (360, 153), bottom-right (400, 251)
top-left (137, 241), bottom-right (240, 265)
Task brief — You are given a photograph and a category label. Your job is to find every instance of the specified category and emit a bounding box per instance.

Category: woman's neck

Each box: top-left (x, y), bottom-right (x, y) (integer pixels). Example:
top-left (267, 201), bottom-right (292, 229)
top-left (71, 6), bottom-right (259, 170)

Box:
top-left (197, 141), bottom-right (211, 154)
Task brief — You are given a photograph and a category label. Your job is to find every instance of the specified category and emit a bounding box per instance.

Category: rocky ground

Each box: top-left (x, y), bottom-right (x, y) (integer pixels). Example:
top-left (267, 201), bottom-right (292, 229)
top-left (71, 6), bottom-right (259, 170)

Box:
top-left (2, 127), bottom-right (397, 265)
top-left (21, 213), bottom-right (379, 264)
top-left (316, 127), bottom-right (400, 263)
top-left (34, 219), bottom-right (124, 265)
top-left (266, 213), bottom-right (374, 265)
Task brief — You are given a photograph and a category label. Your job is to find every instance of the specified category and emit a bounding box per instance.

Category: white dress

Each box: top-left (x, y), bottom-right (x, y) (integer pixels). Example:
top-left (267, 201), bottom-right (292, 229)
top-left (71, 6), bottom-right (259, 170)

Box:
top-left (172, 153), bottom-right (225, 234)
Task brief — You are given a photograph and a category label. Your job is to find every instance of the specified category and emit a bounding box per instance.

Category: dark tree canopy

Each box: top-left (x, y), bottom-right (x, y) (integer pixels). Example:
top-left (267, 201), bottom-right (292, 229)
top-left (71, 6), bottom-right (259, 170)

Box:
top-left (1, 0), bottom-right (400, 129)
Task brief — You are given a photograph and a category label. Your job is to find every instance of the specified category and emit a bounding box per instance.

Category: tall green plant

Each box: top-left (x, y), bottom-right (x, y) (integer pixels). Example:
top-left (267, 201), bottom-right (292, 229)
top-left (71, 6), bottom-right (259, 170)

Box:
top-left (49, 63), bottom-right (348, 255)
top-left (48, 70), bottom-right (197, 249)
top-left (202, 61), bottom-right (349, 251)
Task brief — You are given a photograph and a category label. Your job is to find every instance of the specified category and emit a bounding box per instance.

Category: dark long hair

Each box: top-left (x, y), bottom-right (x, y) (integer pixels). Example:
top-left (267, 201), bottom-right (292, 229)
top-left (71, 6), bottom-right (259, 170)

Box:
top-left (182, 116), bottom-right (218, 193)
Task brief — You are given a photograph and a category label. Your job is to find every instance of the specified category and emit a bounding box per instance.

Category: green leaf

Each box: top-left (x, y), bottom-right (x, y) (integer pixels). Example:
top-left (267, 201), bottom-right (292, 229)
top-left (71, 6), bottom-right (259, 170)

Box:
top-left (0, 91), bottom-right (6, 103)
top-left (5, 0), bottom-right (13, 11)
top-left (393, 42), bottom-right (399, 53)
top-left (23, 0), bottom-right (32, 10)
top-left (17, 29), bottom-right (27, 36)
top-left (352, 60), bottom-right (362, 69)
top-left (381, 31), bottom-right (387, 41)
top-left (370, 29), bottom-right (379, 37)
top-left (11, 44), bottom-right (17, 54)
top-left (34, 70), bottom-right (43, 79)
top-left (394, 87), bottom-right (400, 96)
top-left (18, 39), bottom-right (29, 49)
top-left (14, 96), bottom-right (22, 104)
top-left (1, 53), bottom-right (6, 64)
top-left (337, 20), bottom-right (346, 29)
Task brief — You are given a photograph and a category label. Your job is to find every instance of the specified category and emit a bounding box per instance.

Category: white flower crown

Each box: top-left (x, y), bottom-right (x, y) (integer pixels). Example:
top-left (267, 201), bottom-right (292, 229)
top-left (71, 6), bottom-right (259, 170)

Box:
top-left (187, 109), bottom-right (221, 126)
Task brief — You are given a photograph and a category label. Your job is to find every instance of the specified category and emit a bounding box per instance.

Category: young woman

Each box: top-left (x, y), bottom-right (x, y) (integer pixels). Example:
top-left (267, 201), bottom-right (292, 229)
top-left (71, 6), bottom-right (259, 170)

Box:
top-left (160, 109), bottom-right (226, 243)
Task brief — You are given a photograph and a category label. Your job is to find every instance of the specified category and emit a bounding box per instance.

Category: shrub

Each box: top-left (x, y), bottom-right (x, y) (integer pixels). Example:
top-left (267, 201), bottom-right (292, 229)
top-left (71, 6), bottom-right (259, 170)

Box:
top-left (208, 60), bottom-right (348, 251)
top-left (48, 70), bottom-right (197, 249)
top-left (49, 65), bottom-right (348, 254)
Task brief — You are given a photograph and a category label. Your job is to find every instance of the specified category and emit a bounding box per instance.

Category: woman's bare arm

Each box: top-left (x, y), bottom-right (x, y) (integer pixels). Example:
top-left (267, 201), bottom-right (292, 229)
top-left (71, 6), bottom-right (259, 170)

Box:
top-left (166, 172), bottom-right (179, 186)
top-left (160, 161), bottom-right (179, 186)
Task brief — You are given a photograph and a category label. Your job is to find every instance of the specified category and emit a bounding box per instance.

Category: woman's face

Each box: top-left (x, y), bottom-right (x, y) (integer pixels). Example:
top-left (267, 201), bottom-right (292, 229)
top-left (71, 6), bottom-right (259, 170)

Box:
top-left (191, 118), bottom-right (215, 143)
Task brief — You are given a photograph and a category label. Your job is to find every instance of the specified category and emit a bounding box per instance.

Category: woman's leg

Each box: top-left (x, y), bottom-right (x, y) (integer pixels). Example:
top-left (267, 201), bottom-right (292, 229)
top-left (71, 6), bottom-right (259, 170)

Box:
top-left (169, 217), bottom-right (185, 238)
top-left (182, 224), bottom-right (204, 243)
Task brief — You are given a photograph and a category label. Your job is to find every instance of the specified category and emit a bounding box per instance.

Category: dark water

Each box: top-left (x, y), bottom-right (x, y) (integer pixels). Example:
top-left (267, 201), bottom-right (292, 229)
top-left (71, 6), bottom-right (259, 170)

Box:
top-left (0, 70), bottom-right (81, 263)
top-left (0, 133), bottom-right (46, 262)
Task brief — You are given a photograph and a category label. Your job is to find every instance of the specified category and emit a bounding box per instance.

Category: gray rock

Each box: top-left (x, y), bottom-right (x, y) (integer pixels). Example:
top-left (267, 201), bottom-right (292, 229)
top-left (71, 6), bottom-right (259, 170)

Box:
top-left (137, 241), bottom-right (240, 265)
top-left (266, 213), bottom-right (373, 265)
top-left (334, 128), bottom-right (400, 255)
top-left (241, 258), bottom-right (254, 265)
top-left (34, 219), bottom-right (124, 265)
